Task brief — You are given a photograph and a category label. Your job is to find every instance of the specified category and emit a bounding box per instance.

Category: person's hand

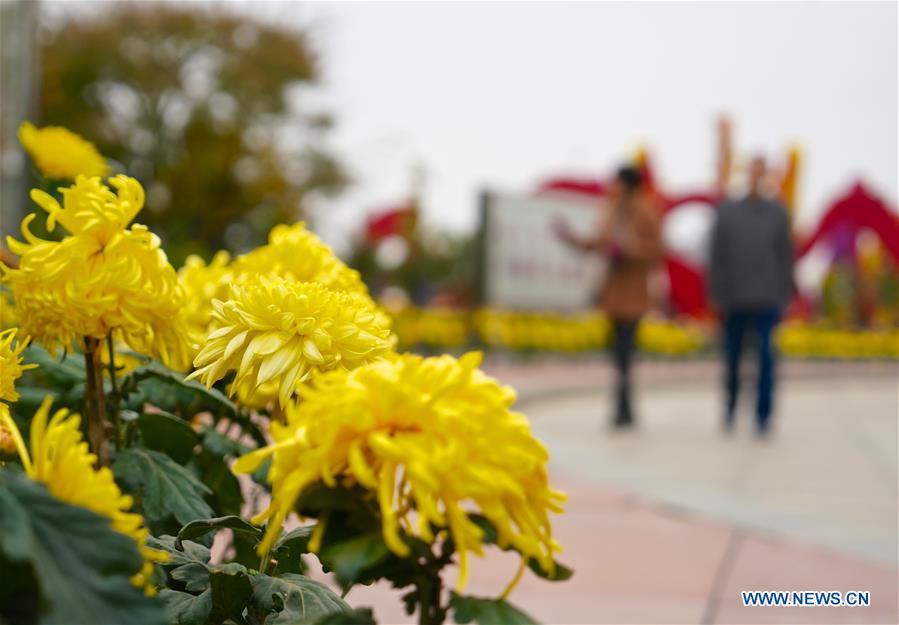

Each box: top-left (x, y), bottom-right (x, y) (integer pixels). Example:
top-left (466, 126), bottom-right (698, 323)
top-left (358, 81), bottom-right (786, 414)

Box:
top-left (553, 218), bottom-right (571, 239)
top-left (607, 241), bottom-right (625, 264)
top-left (553, 218), bottom-right (576, 245)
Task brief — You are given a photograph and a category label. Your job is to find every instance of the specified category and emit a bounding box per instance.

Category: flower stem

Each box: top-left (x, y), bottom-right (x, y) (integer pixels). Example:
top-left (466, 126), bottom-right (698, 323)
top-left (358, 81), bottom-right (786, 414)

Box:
top-left (417, 577), bottom-right (433, 625)
top-left (105, 332), bottom-right (124, 449)
top-left (83, 336), bottom-right (109, 466)
top-left (500, 559), bottom-right (527, 599)
top-left (415, 567), bottom-right (446, 625)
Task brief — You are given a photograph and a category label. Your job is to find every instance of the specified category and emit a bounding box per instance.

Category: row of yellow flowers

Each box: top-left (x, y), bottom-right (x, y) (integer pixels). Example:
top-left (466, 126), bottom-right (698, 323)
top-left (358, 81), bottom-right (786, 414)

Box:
top-left (391, 307), bottom-right (708, 355)
top-left (389, 306), bottom-right (899, 359)
top-left (776, 321), bottom-right (899, 359)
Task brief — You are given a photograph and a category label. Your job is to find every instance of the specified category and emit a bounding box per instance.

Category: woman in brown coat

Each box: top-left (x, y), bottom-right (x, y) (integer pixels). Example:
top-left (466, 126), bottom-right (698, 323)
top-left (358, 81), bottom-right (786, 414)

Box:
top-left (555, 166), bottom-right (663, 428)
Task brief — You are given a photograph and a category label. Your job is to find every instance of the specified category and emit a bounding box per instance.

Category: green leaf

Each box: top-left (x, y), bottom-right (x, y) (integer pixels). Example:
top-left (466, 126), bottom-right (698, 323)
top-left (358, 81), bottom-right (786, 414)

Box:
top-left (208, 563), bottom-right (253, 623)
top-left (149, 535), bottom-right (213, 594)
top-left (137, 410), bottom-right (200, 464)
top-left (201, 427), bottom-right (252, 459)
top-left (170, 563), bottom-right (210, 593)
top-left (176, 515), bottom-right (262, 549)
top-left (275, 526), bottom-right (314, 552)
top-left (158, 588), bottom-right (212, 625)
top-left (311, 608), bottom-right (376, 625)
top-left (191, 448), bottom-right (245, 517)
top-left (271, 526), bottom-right (313, 575)
top-left (469, 515), bottom-right (498, 545)
top-left (21, 345), bottom-right (86, 386)
top-left (295, 482), bottom-right (379, 532)
top-left (250, 573), bottom-right (350, 625)
top-left (14, 346), bottom-right (88, 414)
top-left (251, 456), bottom-right (273, 491)
top-left (449, 594), bottom-right (538, 625)
top-left (318, 531), bottom-right (390, 590)
top-left (121, 361), bottom-right (240, 418)
top-left (527, 558), bottom-right (573, 582)
top-left (152, 538), bottom-right (253, 624)
top-left (0, 469), bottom-right (166, 625)
top-left (112, 447), bottom-right (213, 533)
top-left (148, 534), bottom-right (211, 568)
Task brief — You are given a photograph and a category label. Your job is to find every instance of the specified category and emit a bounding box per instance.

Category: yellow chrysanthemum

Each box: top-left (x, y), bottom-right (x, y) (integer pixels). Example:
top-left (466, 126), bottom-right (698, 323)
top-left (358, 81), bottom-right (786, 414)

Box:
top-left (233, 352), bottom-right (566, 590)
top-left (18, 122), bottom-right (109, 180)
top-left (0, 405), bottom-right (16, 457)
top-left (231, 222), bottom-right (368, 295)
top-left (0, 397), bottom-right (168, 593)
top-left (0, 288), bottom-right (18, 332)
top-left (0, 328), bottom-right (36, 403)
top-left (1, 176), bottom-right (196, 369)
top-left (177, 250), bottom-right (233, 338)
top-left (178, 223), bottom-right (370, 342)
top-left (29, 174), bottom-right (144, 245)
top-left (189, 276), bottom-right (393, 407)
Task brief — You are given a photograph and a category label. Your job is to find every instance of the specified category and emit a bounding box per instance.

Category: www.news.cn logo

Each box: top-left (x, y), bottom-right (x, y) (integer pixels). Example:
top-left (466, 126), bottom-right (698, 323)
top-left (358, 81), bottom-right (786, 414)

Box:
top-left (741, 590), bottom-right (870, 607)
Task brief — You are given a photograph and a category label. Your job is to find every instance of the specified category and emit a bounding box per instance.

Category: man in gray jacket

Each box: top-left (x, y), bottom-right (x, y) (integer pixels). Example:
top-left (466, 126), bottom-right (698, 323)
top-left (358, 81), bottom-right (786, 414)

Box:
top-left (708, 156), bottom-right (794, 436)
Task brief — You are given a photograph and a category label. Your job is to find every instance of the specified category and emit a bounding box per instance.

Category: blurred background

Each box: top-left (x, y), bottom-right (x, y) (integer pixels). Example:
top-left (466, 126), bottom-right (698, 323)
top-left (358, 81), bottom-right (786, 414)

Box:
top-left (1, 1), bottom-right (896, 623)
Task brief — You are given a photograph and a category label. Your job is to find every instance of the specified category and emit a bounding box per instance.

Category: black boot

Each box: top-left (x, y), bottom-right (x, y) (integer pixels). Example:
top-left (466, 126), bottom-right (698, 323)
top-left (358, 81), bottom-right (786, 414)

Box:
top-left (612, 382), bottom-right (635, 429)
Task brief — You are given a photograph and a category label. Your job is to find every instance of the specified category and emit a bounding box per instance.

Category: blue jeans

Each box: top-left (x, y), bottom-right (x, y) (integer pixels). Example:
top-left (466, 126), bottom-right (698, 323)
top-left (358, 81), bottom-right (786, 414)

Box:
top-left (722, 309), bottom-right (780, 431)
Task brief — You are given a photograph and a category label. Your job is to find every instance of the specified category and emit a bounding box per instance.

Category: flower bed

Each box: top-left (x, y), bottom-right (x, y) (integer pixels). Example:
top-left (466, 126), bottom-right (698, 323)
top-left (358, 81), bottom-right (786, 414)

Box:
top-left (0, 125), bottom-right (570, 625)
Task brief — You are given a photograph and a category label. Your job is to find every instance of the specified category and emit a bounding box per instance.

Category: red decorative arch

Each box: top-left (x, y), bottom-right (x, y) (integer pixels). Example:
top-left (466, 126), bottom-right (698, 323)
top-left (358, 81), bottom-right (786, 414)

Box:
top-left (796, 182), bottom-right (899, 264)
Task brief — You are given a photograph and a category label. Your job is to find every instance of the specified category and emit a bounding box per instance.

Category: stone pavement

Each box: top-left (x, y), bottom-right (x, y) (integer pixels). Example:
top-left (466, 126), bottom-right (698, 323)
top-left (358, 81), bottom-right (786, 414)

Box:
top-left (334, 359), bottom-right (898, 624)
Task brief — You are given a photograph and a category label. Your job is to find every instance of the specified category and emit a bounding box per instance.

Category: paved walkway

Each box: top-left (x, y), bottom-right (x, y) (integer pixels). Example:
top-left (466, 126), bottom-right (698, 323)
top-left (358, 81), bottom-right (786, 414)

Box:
top-left (336, 359), bottom-right (898, 624)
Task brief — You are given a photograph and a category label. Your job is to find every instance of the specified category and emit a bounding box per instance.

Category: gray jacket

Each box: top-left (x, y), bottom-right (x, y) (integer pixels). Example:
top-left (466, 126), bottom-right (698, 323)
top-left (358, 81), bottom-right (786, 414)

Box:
top-left (708, 195), bottom-right (794, 312)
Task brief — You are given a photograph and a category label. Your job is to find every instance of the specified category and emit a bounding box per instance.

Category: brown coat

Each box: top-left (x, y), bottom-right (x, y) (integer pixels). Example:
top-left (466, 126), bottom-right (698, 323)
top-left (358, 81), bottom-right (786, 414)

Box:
top-left (597, 194), bottom-right (663, 320)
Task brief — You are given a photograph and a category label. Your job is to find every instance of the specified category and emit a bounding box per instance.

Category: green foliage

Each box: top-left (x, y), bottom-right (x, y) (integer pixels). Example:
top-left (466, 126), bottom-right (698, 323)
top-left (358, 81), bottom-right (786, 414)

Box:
top-left (319, 532), bottom-right (390, 590)
top-left (3, 342), bottom-right (571, 625)
top-left (112, 447), bottom-right (214, 534)
top-left (175, 515), bottom-right (262, 549)
top-left (35, 5), bottom-right (348, 264)
top-left (120, 361), bottom-right (241, 420)
top-left (527, 558), bottom-right (574, 582)
top-left (190, 432), bottom-right (250, 519)
top-left (12, 345), bottom-right (87, 415)
top-left (0, 469), bottom-right (166, 625)
top-left (151, 531), bottom-right (350, 625)
top-left (271, 526), bottom-right (314, 576)
top-left (138, 410), bottom-right (200, 464)
top-left (311, 608), bottom-right (377, 625)
top-left (449, 594), bottom-right (538, 625)
top-left (4, 304), bottom-right (570, 625)
top-left (249, 574), bottom-right (350, 625)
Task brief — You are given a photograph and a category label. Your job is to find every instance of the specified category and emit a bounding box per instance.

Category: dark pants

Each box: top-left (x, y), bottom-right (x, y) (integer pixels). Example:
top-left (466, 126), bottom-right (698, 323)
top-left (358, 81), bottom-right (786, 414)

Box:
top-left (722, 309), bottom-right (779, 432)
top-left (611, 319), bottom-right (639, 426)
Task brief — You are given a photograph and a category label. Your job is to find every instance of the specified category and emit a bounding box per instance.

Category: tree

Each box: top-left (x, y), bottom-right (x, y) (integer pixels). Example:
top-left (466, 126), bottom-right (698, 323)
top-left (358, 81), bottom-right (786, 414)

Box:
top-left (37, 4), bottom-right (347, 264)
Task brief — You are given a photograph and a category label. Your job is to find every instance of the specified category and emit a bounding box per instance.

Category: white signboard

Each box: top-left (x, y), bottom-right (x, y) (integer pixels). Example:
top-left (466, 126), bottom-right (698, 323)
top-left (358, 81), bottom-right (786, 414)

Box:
top-left (481, 191), bottom-right (609, 311)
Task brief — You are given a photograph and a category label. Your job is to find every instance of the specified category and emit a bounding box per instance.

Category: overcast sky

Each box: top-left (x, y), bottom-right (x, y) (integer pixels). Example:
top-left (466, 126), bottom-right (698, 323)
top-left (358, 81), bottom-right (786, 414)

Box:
top-left (268, 1), bottom-right (897, 249)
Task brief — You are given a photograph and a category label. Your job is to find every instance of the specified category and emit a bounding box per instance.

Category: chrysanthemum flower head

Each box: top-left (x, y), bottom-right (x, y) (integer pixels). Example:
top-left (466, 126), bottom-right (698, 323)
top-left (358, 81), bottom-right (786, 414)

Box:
top-left (28, 174), bottom-right (144, 245)
top-left (189, 276), bottom-right (393, 407)
top-left (231, 222), bottom-right (367, 295)
top-left (233, 352), bottom-right (566, 589)
top-left (178, 223), bottom-right (369, 344)
top-left (177, 250), bottom-right (233, 338)
top-left (1, 176), bottom-right (196, 369)
top-left (18, 122), bottom-right (109, 180)
top-left (0, 328), bottom-right (36, 403)
top-left (0, 397), bottom-right (168, 593)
